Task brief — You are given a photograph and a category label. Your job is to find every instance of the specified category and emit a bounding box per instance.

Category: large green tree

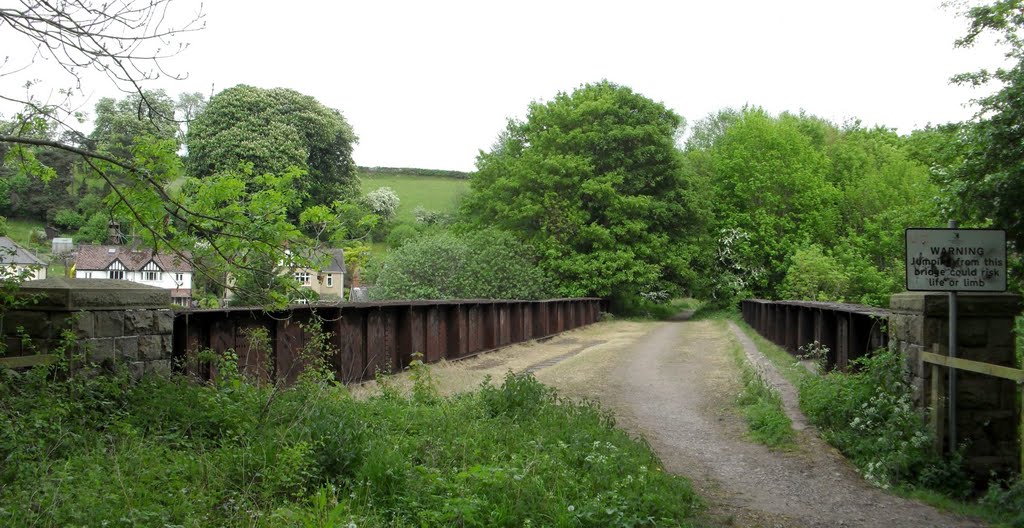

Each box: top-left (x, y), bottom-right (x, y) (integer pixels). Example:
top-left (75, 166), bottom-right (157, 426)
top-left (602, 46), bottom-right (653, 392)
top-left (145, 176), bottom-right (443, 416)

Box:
top-left (461, 81), bottom-right (707, 300)
top-left (185, 85), bottom-right (359, 211)
top-left (693, 108), bottom-right (840, 298)
top-left (689, 109), bottom-right (940, 305)
top-left (948, 0), bottom-right (1024, 254)
top-left (90, 90), bottom-right (180, 155)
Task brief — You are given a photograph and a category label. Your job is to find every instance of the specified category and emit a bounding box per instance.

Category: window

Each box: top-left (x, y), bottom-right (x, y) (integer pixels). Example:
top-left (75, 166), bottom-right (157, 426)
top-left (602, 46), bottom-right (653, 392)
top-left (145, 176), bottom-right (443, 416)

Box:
top-left (295, 272), bottom-right (310, 285)
top-left (174, 272), bottom-right (184, 283)
top-left (326, 274), bottom-right (333, 287)
top-left (144, 271), bottom-right (160, 281)
top-left (84, 272), bottom-right (93, 278)
top-left (109, 270), bottom-right (125, 280)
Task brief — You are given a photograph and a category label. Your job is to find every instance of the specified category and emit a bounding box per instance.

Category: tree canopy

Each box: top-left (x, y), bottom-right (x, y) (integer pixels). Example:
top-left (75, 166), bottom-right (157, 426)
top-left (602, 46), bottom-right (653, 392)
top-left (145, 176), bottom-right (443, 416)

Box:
top-left (186, 85), bottom-right (360, 211)
top-left (687, 108), bottom-right (940, 305)
top-left (90, 89), bottom-right (181, 156)
top-left (948, 0), bottom-right (1024, 253)
top-left (461, 81), bottom-right (706, 300)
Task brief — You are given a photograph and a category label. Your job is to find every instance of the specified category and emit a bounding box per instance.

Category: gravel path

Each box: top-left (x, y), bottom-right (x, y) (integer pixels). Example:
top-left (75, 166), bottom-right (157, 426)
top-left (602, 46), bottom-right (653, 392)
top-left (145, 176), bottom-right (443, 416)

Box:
top-left (538, 319), bottom-right (985, 528)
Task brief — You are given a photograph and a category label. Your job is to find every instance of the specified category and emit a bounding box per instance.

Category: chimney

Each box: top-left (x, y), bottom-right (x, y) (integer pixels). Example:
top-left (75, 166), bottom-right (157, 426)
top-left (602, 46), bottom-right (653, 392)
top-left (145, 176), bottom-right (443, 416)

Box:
top-left (107, 221), bottom-right (123, 245)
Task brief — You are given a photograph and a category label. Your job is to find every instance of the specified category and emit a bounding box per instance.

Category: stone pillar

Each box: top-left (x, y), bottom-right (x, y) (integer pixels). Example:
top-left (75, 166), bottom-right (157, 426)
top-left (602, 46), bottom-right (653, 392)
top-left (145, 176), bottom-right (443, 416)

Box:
top-left (888, 292), bottom-right (1021, 478)
top-left (2, 278), bottom-right (174, 378)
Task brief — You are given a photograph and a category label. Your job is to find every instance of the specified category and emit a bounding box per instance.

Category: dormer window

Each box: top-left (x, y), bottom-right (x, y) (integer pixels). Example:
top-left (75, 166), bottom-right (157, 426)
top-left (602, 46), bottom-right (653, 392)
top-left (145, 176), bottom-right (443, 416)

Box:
top-left (142, 261), bottom-right (162, 281)
top-left (108, 260), bottom-right (125, 280)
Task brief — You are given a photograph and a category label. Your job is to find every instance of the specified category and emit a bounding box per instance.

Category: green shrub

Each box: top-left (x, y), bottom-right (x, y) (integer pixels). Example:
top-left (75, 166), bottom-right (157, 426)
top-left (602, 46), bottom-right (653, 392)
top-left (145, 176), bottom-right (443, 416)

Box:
top-left (51, 208), bottom-right (85, 230)
top-left (981, 477), bottom-right (1024, 527)
top-left (385, 222), bottom-right (418, 248)
top-left (799, 347), bottom-right (969, 494)
top-left (366, 228), bottom-right (555, 300)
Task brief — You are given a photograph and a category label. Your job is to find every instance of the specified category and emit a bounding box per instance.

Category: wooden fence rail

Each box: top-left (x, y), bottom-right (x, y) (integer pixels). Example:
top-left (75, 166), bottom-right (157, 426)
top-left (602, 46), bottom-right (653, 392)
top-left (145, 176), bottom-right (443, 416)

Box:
top-left (923, 343), bottom-right (1024, 455)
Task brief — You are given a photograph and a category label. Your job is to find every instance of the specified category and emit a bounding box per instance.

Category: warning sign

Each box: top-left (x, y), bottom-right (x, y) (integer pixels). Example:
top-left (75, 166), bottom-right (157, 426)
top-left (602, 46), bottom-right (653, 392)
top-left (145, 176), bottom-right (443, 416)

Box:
top-left (905, 228), bottom-right (1007, 292)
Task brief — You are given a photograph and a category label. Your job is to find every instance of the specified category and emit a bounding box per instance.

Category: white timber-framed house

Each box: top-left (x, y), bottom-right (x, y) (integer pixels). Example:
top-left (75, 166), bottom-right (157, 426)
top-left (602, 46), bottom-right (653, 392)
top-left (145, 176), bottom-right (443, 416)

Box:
top-left (74, 245), bottom-right (194, 306)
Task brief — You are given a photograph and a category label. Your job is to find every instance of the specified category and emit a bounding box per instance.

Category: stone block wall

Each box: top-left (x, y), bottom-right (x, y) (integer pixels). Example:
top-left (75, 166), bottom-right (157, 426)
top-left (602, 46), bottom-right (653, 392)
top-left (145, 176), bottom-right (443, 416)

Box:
top-left (1, 278), bottom-right (174, 377)
top-left (888, 292), bottom-right (1021, 478)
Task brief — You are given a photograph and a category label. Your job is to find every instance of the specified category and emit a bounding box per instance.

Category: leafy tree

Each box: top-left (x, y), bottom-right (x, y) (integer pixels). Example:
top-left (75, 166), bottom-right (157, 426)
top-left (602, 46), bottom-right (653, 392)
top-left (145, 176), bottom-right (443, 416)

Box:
top-left (462, 80), bottom-right (707, 300)
top-left (689, 109), bottom-right (940, 305)
top-left (90, 89), bottom-right (180, 155)
top-left (364, 187), bottom-right (400, 221)
top-left (780, 244), bottom-right (851, 302)
top-left (0, 130), bottom-right (81, 223)
top-left (948, 0), bottom-right (1024, 253)
top-left (365, 229), bottom-right (553, 300)
top-left (186, 85), bottom-right (360, 212)
top-left (693, 107), bottom-right (840, 297)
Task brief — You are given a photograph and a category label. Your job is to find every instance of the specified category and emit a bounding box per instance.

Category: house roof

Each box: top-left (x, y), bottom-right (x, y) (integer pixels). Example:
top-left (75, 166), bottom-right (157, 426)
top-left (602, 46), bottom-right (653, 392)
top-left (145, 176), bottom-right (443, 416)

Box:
top-left (0, 237), bottom-right (46, 266)
top-left (324, 248), bottom-right (345, 273)
top-left (75, 245), bottom-right (193, 272)
top-left (289, 247), bottom-right (345, 274)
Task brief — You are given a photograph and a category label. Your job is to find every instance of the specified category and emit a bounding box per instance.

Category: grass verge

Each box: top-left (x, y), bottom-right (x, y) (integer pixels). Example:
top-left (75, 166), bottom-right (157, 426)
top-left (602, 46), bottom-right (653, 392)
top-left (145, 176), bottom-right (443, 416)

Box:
top-left (0, 358), bottom-right (703, 527)
top-left (726, 338), bottom-right (796, 449)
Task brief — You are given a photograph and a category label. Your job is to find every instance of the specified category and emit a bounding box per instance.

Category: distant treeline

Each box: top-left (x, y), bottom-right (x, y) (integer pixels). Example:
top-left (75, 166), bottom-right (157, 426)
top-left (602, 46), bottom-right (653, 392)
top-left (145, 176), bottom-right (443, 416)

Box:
top-left (358, 166), bottom-right (472, 179)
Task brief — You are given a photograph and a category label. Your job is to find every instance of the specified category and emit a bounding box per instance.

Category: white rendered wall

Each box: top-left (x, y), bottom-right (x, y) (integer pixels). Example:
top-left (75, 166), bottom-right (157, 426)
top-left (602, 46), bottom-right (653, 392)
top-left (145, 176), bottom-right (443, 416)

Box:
top-left (75, 270), bottom-right (192, 291)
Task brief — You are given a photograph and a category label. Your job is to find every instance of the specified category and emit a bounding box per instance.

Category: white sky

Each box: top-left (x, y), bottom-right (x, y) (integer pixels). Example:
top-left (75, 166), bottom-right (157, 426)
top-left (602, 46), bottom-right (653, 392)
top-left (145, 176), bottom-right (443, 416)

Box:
top-left (0, 0), bottom-right (1010, 172)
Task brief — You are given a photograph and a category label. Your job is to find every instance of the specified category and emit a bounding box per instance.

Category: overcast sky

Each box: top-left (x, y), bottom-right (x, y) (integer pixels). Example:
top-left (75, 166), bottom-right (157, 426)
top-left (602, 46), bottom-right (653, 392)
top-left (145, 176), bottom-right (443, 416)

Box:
top-left (0, 0), bottom-right (1009, 172)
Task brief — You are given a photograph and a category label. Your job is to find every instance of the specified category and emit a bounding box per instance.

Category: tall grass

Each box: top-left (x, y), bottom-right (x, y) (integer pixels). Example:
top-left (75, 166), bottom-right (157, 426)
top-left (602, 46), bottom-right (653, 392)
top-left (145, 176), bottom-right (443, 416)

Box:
top-left (0, 359), bottom-right (702, 527)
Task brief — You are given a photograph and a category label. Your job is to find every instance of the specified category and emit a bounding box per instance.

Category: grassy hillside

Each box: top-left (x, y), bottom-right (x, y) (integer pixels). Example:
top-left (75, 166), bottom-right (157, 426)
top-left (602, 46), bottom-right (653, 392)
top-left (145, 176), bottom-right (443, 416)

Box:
top-left (3, 218), bottom-right (56, 258)
top-left (358, 168), bottom-right (470, 223)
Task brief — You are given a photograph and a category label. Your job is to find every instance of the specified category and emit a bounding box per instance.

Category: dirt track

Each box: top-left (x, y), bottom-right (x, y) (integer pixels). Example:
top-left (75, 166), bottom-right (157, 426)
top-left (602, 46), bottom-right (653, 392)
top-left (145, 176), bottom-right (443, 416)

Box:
top-left (360, 319), bottom-right (986, 528)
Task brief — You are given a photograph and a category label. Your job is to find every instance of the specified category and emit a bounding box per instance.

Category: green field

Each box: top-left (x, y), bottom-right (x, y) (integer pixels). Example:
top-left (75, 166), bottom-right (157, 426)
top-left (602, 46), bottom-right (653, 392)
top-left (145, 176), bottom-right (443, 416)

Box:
top-left (359, 171), bottom-right (470, 223)
top-left (4, 218), bottom-right (48, 252)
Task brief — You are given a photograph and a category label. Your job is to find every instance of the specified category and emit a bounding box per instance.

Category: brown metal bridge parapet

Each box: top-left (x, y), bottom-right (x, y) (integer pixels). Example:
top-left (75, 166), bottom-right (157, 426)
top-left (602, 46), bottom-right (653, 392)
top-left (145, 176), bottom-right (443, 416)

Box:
top-left (173, 298), bottom-right (605, 385)
top-left (740, 299), bottom-right (890, 370)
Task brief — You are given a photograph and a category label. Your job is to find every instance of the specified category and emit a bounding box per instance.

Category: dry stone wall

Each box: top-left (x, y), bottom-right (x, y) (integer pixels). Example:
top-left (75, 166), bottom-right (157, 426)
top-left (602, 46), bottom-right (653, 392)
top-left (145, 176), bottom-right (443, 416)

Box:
top-left (888, 292), bottom-right (1020, 479)
top-left (2, 278), bottom-right (174, 377)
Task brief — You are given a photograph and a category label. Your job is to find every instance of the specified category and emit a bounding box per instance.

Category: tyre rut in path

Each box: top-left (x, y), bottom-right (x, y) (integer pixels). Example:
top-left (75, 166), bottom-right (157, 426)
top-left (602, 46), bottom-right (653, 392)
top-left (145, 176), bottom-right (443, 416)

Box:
top-left (541, 319), bottom-right (984, 528)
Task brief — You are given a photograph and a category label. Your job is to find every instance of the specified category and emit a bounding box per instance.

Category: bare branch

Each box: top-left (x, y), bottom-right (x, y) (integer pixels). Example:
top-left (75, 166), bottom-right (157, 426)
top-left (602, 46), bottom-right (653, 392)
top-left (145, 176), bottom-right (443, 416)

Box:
top-left (1, 0), bottom-right (205, 129)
